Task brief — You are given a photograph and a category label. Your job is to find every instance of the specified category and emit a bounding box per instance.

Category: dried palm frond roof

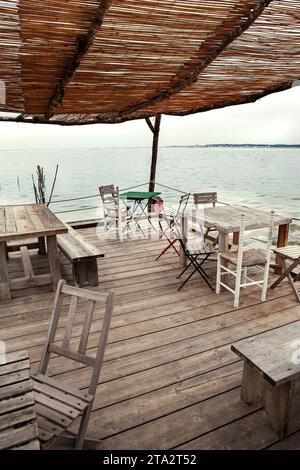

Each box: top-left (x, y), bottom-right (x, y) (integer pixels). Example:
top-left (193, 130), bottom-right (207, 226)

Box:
top-left (0, 0), bottom-right (299, 125)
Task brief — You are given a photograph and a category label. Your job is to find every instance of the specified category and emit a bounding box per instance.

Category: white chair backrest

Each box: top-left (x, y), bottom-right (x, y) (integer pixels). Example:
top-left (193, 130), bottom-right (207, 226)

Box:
top-left (99, 185), bottom-right (118, 212)
top-left (236, 211), bottom-right (275, 266)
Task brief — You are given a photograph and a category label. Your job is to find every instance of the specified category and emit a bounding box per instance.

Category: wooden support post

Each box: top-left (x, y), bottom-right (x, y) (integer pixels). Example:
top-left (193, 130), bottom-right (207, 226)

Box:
top-left (148, 114), bottom-right (161, 193)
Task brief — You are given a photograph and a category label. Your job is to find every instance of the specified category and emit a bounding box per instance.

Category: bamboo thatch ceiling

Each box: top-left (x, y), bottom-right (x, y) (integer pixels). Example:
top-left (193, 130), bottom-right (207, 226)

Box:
top-left (0, 0), bottom-right (299, 125)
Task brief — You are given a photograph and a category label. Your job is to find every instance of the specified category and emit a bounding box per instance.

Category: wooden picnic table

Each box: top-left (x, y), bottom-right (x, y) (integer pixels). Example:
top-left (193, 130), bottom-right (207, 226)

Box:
top-left (0, 351), bottom-right (40, 450)
top-left (0, 203), bottom-right (68, 301)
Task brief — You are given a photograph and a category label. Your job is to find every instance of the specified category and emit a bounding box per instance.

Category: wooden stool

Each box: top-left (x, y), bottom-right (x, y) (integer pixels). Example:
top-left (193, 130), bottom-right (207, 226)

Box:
top-left (232, 322), bottom-right (300, 439)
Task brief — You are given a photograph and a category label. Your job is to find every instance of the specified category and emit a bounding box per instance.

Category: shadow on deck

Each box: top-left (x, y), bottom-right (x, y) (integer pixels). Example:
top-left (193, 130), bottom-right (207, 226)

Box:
top-left (2, 226), bottom-right (300, 450)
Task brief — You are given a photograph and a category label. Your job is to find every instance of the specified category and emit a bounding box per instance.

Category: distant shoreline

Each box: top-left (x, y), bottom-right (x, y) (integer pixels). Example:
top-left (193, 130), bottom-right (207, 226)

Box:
top-left (165, 144), bottom-right (300, 149)
top-left (1, 144), bottom-right (300, 152)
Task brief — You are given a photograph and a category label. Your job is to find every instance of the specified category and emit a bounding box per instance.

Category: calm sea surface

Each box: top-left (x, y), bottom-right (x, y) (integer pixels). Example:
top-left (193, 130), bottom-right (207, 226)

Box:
top-left (0, 146), bottom-right (299, 240)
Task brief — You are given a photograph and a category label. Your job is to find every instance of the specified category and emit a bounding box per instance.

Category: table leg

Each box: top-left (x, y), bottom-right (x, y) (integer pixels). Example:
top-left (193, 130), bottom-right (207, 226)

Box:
top-left (0, 241), bottom-right (11, 301)
top-left (241, 361), bottom-right (263, 404)
top-left (241, 360), bottom-right (294, 439)
top-left (275, 224), bottom-right (290, 274)
top-left (47, 235), bottom-right (61, 290)
top-left (218, 232), bottom-right (229, 289)
top-left (38, 236), bottom-right (46, 255)
top-left (233, 231), bottom-right (240, 246)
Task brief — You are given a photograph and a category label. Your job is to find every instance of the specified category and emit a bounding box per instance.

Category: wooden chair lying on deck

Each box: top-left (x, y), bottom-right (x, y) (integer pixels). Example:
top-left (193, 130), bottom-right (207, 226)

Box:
top-left (31, 279), bottom-right (114, 449)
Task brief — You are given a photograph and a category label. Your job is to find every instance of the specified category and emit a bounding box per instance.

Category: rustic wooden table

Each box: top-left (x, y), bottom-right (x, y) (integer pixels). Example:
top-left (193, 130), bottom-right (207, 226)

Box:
top-left (203, 204), bottom-right (291, 250)
top-left (204, 204), bottom-right (292, 272)
top-left (0, 203), bottom-right (68, 301)
top-left (0, 351), bottom-right (40, 450)
top-left (180, 204), bottom-right (292, 276)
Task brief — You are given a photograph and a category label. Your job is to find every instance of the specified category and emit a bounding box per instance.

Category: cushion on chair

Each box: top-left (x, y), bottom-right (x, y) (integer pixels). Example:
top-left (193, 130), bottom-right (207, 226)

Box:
top-left (220, 248), bottom-right (266, 267)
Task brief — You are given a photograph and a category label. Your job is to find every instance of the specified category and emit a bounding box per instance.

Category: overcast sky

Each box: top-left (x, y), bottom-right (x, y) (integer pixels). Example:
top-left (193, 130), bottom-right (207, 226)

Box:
top-left (1, 85), bottom-right (300, 149)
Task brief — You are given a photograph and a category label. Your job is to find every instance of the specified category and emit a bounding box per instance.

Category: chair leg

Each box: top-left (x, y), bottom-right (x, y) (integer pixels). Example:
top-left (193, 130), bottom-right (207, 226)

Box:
top-left (242, 267), bottom-right (247, 286)
top-left (261, 264), bottom-right (270, 302)
top-left (234, 265), bottom-right (242, 308)
top-left (75, 403), bottom-right (93, 450)
top-left (176, 257), bottom-right (194, 279)
top-left (216, 254), bottom-right (221, 294)
top-left (234, 295), bottom-right (240, 309)
top-left (156, 238), bottom-right (179, 261)
top-left (178, 254), bottom-right (213, 291)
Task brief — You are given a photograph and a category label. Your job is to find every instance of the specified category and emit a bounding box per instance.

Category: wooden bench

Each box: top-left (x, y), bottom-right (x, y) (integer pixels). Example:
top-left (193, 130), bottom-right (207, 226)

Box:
top-left (232, 322), bottom-right (300, 439)
top-left (57, 225), bottom-right (104, 287)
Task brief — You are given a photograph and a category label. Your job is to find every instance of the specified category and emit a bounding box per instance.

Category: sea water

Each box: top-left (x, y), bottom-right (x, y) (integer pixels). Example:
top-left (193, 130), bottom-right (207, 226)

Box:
top-left (0, 146), bottom-right (299, 240)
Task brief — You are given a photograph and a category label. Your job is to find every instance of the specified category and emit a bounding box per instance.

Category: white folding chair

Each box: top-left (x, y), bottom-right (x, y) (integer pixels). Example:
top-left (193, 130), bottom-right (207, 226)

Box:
top-left (216, 211), bottom-right (275, 308)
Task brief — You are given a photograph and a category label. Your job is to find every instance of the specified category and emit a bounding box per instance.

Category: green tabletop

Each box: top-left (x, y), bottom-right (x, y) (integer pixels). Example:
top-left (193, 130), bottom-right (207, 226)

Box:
top-left (120, 191), bottom-right (161, 200)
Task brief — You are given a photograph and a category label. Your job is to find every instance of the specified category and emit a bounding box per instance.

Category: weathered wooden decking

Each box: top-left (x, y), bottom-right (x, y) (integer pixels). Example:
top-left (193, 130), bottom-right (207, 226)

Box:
top-left (2, 226), bottom-right (300, 450)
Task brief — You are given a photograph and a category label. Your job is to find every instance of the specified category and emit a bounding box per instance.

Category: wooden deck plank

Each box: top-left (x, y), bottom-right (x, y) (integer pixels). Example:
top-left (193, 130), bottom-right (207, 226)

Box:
top-left (1, 227), bottom-right (300, 450)
top-left (99, 388), bottom-right (259, 450)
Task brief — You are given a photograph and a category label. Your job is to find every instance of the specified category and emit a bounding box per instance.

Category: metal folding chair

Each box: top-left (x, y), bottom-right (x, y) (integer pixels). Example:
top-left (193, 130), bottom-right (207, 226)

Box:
top-left (155, 193), bottom-right (190, 261)
top-left (177, 213), bottom-right (215, 291)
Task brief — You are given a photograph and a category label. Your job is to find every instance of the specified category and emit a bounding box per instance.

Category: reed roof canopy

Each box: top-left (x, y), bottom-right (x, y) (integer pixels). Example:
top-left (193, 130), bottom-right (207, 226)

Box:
top-left (0, 0), bottom-right (300, 126)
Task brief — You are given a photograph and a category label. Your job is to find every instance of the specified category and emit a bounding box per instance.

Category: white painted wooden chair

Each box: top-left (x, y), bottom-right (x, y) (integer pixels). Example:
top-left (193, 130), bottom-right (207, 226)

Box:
top-left (31, 279), bottom-right (114, 449)
top-left (99, 184), bottom-right (132, 241)
top-left (216, 211), bottom-right (275, 308)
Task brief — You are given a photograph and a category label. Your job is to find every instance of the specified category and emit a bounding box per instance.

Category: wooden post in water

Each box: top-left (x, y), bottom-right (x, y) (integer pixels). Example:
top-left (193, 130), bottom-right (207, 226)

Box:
top-left (147, 114), bottom-right (162, 193)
